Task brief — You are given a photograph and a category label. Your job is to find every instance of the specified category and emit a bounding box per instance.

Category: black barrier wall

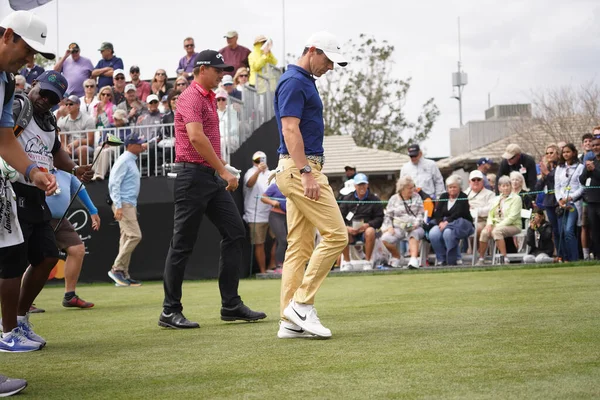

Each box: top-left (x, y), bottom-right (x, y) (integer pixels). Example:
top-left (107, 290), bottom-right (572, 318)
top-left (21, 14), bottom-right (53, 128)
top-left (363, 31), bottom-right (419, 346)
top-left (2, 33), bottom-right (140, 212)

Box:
top-left (73, 119), bottom-right (280, 283)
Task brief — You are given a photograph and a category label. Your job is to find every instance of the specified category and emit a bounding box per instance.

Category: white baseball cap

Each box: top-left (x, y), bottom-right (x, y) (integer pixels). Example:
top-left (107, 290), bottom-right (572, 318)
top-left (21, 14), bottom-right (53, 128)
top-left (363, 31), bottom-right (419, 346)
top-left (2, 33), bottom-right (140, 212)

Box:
top-left (113, 69), bottom-right (125, 78)
top-left (124, 83), bottom-right (136, 93)
top-left (469, 170), bottom-right (485, 181)
top-left (305, 31), bottom-right (347, 67)
top-left (146, 94), bottom-right (159, 103)
top-left (0, 11), bottom-right (55, 60)
top-left (222, 75), bottom-right (234, 85)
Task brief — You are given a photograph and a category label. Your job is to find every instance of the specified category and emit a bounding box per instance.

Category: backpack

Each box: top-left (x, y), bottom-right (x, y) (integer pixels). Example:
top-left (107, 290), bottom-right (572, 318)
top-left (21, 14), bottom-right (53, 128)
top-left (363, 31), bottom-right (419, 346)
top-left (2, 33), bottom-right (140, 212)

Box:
top-left (12, 92), bottom-right (57, 137)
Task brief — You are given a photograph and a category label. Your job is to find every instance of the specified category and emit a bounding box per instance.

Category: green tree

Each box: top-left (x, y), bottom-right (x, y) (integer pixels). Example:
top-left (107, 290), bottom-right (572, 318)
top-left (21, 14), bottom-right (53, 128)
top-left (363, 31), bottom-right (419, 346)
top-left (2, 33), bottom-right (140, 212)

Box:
top-left (33, 53), bottom-right (55, 69)
top-left (319, 34), bottom-right (439, 153)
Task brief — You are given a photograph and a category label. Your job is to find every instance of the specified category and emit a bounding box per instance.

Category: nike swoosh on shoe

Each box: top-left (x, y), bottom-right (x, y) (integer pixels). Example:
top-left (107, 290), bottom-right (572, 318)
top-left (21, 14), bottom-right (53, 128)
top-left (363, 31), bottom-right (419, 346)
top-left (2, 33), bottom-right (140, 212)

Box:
top-left (292, 307), bottom-right (306, 321)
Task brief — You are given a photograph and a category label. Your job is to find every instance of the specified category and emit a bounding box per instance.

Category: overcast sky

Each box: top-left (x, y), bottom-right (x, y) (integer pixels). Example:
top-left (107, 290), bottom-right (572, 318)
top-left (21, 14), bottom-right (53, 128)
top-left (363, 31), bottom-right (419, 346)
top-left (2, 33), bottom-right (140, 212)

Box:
top-left (4, 0), bottom-right (599, 157)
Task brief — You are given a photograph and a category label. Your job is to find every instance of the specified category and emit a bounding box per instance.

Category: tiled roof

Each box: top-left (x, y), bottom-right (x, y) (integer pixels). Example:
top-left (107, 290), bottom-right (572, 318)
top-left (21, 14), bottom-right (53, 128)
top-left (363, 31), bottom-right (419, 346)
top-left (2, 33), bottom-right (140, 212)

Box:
top-left (322, 135), bottom-right (410, 176)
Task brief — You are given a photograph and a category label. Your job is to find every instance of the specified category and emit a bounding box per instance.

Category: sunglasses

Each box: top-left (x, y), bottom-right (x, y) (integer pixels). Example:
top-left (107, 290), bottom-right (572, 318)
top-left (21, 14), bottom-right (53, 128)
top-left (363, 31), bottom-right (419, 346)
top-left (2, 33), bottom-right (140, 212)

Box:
top-left (39, 89), bottom-right (60, 104)
top-left (130, 70), bottom-right (140, 74)
top-left (545, 151), bottom-right (555, 155)
top-left (85, 85), bottom-right (95, 88)
top-left (176, 83), bottom-right (187, 87)
top-left (155, 72), bottom-right (166, 76)
top-left (71, 50), bottom-right (80, 54)
top-left (217, 98), bottom-right (227, 102)
top-left (184, 44), bottom-right (195, 48)
top-left (65, 103), bottom-right (75, 106)
top-left (471, 178), bottom-right (482, 182)
top-left (239, 74), bottom-right (249, 78)
top-left (114, 76), bottom-right (125, 80)
top-left (149, 100), bottom-right (158, 104)
top-left (101, 93), bottom-right (112, 97)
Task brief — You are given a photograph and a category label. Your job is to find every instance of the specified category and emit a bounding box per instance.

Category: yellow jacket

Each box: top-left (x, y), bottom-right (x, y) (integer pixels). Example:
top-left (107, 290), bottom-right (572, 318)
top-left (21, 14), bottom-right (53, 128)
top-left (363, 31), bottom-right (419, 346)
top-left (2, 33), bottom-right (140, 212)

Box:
top-left (248, 43), bottom-right (278, 92)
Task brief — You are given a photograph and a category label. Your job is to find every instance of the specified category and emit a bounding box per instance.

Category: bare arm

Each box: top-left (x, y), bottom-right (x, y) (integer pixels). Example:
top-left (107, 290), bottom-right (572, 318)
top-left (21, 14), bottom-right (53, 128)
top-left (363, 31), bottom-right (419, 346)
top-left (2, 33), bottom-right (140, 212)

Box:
top-left (53, 50), bottom-right (70, 72)
top-left (281, 117), bottom-right (308, 169)
top-left (246, 168), bottom-right (261, 188)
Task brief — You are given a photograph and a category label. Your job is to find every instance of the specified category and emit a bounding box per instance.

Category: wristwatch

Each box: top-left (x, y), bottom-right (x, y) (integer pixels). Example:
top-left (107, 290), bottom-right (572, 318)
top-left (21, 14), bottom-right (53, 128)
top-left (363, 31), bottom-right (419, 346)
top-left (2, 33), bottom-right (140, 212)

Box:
top-left (71, 165), bottom-right (79, 175)
top-left (299, 165), bottom-right (312, 175)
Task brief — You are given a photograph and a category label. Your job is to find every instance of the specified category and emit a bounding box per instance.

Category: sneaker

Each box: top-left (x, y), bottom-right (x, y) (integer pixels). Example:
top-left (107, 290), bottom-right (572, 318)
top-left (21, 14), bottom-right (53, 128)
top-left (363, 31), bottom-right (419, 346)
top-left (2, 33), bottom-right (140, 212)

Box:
top-left (456, 259), bottom-right (463, 265)
top-left (17, 315), bottom-right (45, 347)
top-left (62, 295), bottom-right (94, 309)
top-left (108, 270), bottom-right (129, 286)
top-left (126, 278), bottom-right (142, 287)
top-left (277, 320), bottom-right (316, 339)
top-left (407, 257), bottom-right (420, 269)
top-left (435, 261), bottom-right (447, 266)
top-left (362, 261), bottom-right (374, 271)
top-left (503, 256), bottom-right (511, 265)
top-left (389, 257), bottom-right (401, 268)
top-left (158, 311), bottom-right (200, 329)
top-left (283, 301), bottom-right (331, 338)
top-left (28, 304), bottom-right (45, 314)
top-left (0, 374), bottom-right (27, 396)
top-left (0, 328), bottom-right (41, 353)
top-left (477, 257), bottom-right (485, 266)
top-left (221, 302), bottom-right (267, 322)
top-left (340, 261), bottom-right (353, 272)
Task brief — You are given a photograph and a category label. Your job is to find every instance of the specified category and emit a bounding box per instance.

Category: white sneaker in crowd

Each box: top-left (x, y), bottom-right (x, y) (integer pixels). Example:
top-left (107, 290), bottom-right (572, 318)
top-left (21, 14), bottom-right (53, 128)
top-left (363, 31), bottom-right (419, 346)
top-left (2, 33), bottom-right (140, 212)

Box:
top-left (389, 257), bottom-right (401, 268)
top-left (340, 261), bottom-right (353, 272)
top-left (283, 301), bottom-right (332, 338)
top-left (407, 257), bottom-right (420, 269)
top-left (277, 320), bottom-right (316, 339)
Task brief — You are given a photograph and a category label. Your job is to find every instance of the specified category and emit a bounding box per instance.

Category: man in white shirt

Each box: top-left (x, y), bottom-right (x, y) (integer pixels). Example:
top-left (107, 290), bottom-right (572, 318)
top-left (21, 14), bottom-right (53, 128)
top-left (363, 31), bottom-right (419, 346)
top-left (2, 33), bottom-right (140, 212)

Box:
top-left (57, 95), bottom-right (95, 164)
top-left (466, 170), bottom-right (496, 237)
top-left (400, 144), bottom-right (445, 199)
top-left (243, 151), bottom-right (274, 273)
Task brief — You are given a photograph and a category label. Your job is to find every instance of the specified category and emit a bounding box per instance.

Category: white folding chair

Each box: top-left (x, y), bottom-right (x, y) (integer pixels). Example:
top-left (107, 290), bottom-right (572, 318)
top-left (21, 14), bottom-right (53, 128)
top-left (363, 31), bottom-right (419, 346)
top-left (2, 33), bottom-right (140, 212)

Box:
top-left (492, 208), bottom-right (532, 265)
top-left (469, 208), bottom-right (479, 266)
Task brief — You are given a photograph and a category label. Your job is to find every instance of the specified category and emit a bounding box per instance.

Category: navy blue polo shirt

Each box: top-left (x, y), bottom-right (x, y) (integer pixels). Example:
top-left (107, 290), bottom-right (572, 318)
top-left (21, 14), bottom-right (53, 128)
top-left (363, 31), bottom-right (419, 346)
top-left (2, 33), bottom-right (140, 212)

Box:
top-left (95, 55), bottom-right (124, 89)
top-left (274, 65), bottom-right (324, 156)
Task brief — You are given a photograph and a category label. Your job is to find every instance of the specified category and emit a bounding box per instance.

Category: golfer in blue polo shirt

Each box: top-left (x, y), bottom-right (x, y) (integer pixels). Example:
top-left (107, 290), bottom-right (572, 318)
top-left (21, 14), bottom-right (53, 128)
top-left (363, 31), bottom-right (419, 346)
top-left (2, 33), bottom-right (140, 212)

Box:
top-left (274, 31), bottom-right (348, 339)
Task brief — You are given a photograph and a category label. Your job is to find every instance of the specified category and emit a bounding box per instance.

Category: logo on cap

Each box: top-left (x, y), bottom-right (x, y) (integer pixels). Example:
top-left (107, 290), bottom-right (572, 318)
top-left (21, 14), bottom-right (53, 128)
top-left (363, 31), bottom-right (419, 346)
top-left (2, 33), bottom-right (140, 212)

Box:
top-left (41, 33), bottom-right (46, 38)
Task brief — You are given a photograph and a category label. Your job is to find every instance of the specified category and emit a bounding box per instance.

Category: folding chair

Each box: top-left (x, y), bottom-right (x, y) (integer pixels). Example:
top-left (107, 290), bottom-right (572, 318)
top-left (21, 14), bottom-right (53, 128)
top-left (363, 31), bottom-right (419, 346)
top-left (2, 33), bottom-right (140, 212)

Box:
top-left (491, 208), bottom-right (532, 265)
top-left (469, 208), bottom-right (479, 266)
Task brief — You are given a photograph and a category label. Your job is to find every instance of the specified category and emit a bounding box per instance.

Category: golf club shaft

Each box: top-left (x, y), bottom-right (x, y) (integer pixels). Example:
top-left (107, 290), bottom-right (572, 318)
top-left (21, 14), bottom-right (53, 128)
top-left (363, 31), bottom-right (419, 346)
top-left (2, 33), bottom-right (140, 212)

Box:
top-left (53, 140), bottom-right (110, 233)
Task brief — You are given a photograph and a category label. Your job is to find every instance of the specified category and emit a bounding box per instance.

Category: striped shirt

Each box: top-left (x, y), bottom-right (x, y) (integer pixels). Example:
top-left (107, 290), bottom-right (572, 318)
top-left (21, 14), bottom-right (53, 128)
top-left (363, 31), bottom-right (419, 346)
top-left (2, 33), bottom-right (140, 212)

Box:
top-left (174, 81), bottom-right (220, 166)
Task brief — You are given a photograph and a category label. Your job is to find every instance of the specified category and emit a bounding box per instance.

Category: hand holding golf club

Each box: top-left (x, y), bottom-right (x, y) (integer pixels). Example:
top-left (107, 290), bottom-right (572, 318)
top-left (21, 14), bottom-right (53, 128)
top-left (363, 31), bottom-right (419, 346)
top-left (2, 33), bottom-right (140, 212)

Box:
top-left (74, 165), bottom-right (94, 183)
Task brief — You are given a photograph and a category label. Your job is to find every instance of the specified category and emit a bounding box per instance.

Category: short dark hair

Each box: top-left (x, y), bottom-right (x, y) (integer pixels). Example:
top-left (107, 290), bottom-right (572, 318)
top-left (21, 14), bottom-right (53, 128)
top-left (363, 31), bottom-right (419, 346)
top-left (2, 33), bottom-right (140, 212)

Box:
top-left (582, 133), bottom-right (594, 142)
top-left (0, 27), bottom-right (21, 44)
top-left (302, 47), bottom-right (324, 56)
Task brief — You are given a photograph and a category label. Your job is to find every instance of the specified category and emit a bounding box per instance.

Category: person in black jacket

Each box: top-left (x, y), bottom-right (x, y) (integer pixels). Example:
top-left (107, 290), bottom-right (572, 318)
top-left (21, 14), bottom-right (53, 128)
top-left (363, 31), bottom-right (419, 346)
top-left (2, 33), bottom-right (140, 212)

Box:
top-left (428, 175), bottom-right (473, 266)
top-left (523, 210), bottom-right (554, 263)
top-left (338, 173), bottom-right (384, 266)
top-left (534, 144), bottom-right (559, 247)
top-left (580, 135), bottom-right (600, 259)
top-left (497, 143), bottom-right (538, 193)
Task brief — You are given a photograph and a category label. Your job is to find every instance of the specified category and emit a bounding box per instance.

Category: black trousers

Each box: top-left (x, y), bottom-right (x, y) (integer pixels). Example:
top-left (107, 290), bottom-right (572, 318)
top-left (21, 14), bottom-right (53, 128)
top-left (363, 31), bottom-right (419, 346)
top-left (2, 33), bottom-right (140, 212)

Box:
top-left (163, 163), bottom-right (244, 313)
top-left (587, 203), bottom-right (600, 258)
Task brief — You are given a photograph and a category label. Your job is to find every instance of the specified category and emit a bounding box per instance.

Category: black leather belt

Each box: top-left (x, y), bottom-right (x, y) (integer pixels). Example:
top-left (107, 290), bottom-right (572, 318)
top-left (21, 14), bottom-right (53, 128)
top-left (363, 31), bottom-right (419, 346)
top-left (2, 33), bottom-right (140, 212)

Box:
top-left (174, 162), bottom-right (217, 175)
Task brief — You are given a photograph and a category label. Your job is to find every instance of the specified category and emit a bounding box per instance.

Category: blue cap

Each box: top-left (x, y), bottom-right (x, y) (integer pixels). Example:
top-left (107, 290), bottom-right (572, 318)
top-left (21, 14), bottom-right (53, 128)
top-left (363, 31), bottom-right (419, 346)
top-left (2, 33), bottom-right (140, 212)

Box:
top-left (36, 70), bottom-right (68, 100)
top-left (477, 157), bottom-right (492, 166)
top-left (125, 133), bottom-right (147, 146)
top-left (353, 173), bottom-right (368, 185)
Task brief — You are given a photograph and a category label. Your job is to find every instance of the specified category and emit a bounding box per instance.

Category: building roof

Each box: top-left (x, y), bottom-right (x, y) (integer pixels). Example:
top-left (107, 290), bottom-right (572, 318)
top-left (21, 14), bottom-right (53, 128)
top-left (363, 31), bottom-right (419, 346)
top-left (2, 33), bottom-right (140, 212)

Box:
top-left (322, 135), bottom-right (410, 176)
top-left (437, 117), bottom-right (594, 172)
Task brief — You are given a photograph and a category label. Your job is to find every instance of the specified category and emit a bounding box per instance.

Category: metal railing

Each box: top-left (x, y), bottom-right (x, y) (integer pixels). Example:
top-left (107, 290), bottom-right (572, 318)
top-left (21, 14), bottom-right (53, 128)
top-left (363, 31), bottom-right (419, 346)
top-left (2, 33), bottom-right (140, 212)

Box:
top-left (58, 65), bottom-right (284, 177)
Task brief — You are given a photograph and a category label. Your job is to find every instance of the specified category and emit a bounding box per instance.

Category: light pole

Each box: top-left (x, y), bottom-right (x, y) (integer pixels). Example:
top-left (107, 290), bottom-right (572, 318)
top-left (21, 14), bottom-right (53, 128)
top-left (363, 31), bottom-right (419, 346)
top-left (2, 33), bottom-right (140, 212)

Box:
top-left (281, 0), bottom-right (286, 67)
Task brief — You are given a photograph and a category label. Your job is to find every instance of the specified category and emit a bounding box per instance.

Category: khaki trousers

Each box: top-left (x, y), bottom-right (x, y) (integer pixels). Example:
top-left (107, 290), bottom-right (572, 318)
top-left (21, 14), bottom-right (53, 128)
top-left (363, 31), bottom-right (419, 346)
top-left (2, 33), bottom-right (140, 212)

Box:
top-left (480, 225), bottom-right (521, 241)
top-left (112, 203), bottom-right (142, 276)
top-left (276, 158), bottom-right (348, 318)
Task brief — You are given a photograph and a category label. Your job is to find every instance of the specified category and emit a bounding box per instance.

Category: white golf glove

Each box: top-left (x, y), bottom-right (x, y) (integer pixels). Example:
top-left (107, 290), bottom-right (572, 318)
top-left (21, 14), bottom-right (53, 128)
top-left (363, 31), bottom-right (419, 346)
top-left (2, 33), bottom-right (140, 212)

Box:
top-left (225, 164), bottom-right (241, 179)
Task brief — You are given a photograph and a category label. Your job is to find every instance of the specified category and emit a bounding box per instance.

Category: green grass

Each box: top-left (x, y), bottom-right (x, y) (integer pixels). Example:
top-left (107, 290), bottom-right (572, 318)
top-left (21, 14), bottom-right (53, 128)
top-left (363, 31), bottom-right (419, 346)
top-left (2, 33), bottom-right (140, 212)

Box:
top-left (4, 266), bottom-right (600, 399)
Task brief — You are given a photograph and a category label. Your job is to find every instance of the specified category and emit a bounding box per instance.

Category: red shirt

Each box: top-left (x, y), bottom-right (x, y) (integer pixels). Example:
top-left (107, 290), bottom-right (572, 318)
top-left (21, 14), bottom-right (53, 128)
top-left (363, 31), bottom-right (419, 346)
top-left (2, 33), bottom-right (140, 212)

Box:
top-left (219, 45), bottom-right (251, 76)
top-left (133, 80), bottom-right (151, 102)
top-left (174, 81), bottom-right (221, 166)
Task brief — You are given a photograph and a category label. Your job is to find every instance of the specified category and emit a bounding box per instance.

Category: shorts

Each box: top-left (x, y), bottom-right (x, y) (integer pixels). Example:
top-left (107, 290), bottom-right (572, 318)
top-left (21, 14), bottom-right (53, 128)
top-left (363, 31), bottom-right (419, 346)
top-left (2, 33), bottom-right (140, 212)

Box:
top-left (381, 227), bottom-right (425, 244)
top-left (50, 218), bottom-right (83, 250)
top-left (248, 222), bottom-right (273, 245)
top-left (0, 220), bottom-right (59, 279)
top-left (582, 204), bottom-right (588, 227)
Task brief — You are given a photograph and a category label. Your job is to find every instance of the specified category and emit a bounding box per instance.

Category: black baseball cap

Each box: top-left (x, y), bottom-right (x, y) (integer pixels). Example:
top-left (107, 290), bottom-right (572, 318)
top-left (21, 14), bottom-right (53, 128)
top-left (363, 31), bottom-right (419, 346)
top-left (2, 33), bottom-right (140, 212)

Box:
top-left (408, 144), bottom-right (420, 157)
top-left (195, 50), bottom-right (234, 72)
top-left (130, 65), bottom-right (140, 73)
